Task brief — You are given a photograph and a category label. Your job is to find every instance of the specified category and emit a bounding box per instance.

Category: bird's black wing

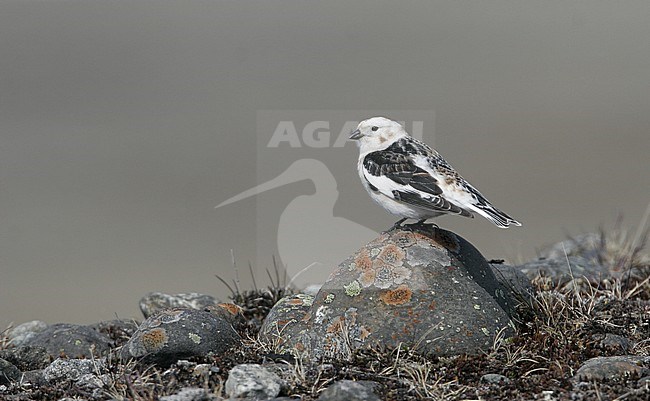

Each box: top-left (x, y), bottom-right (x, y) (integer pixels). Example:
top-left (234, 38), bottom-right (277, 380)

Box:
top-left (363, 150), bottom-right (442, 195)
top-left (362, 138), bottom-right (472, 217)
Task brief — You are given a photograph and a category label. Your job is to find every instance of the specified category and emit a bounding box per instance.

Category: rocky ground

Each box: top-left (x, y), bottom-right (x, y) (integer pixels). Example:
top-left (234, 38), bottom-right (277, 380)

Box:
top-left (1, 225), bottom-right (648, 401)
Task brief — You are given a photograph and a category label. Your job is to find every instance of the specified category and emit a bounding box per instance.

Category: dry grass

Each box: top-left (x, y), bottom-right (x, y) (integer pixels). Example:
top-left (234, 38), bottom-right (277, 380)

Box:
top-left (0, 324), bottom-right (12, 350)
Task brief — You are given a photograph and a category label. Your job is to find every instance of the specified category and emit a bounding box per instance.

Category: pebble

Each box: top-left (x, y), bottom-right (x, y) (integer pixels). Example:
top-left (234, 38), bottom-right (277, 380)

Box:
top-left (317, 380), bottom-right (381, 401)
top-left (20, 323), bottom-right (112, 359)
top-left (225, 364), bottom-right (285, 400)
top-left (574, 355), bottom-right (650, 381)
top-left (480, 373), bottom-right (510, 384)
top-left (121, 308), bottom-right (241, 366)
top-left (6, 320), bottom-right (48, 347)
top-left (139, 292), bottom-right (219, 319)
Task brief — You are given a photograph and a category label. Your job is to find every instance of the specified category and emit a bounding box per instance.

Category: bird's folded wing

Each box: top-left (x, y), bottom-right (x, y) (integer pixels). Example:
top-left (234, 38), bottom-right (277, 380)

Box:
top-left (362, 150), bottom-right (473, 217)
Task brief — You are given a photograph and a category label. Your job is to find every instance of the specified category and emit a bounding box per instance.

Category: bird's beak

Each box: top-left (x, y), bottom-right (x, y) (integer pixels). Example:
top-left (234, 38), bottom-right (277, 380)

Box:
top-left (349, 129), bottom-right (363, 140)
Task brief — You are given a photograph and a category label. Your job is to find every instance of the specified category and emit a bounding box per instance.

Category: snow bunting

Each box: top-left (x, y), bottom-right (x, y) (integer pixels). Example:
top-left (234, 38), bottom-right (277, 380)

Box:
top-left (349, 117), bottom-right (521, 228)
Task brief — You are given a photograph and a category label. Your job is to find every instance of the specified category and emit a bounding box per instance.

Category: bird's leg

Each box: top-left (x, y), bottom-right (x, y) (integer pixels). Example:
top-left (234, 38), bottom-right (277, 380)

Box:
top-left (405, 219), bottom-right (439, 231)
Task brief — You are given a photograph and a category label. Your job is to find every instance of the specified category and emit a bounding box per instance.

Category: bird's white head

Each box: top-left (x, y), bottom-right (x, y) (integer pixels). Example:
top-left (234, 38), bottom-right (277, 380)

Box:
top-left (349, 117), bottom-right (408, 154)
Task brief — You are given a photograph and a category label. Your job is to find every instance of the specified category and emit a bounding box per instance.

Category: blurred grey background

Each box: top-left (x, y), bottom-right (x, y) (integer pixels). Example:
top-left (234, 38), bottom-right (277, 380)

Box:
top-left (1, 1), bottom-right (649, 327)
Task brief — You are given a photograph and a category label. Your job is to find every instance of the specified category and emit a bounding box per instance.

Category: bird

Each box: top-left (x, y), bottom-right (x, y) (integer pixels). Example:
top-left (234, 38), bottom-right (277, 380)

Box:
top-left (349, 117), bottom-right (522, 229)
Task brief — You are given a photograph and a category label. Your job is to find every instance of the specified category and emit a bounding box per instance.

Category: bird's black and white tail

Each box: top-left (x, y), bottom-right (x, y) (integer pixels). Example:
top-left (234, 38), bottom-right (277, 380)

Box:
top-left (467, 188), bottom-right (522, 228)
top-left (472, 204), bottom-right (521, 228)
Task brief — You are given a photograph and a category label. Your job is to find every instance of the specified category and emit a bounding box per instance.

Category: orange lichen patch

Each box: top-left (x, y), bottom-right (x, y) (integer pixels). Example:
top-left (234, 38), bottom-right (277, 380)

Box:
top-left (354, 249), bottom-right (373, 271)
top-left (377, 244), bottom-right (406, 265)
top-left (380, 285), bottom-right (413, 306)
top-left (287, 297), bottom-right (308, 306)
top-left (141, 328), bottom-right (168, 351)
top-left (431, 230), bottom-right (461, 253)
top-left (428, 300), bottom-right (437, 310)
top-left (326, 316), bottom-right (345, 333)
top-left (217, 303), bottom-right (243, 315)
top-left (358, 268), bottom-right (376, 288)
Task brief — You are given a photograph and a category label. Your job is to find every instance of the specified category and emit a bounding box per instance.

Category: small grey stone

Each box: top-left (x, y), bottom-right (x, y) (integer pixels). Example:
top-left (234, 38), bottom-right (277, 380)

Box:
top-left (42, 358), bottom-right (104, 382)
top-left (225, 364), bottom-right (285, 400)
top-left (140, 292), bottom-right (219, 319)
top-left (122, 308), bottom-right (241, 366)
top-left (160, 387), bottom-right (218, 401)
top-left (7, 321), bottom-right (48, 347)
top-left (0, 358), bottom-right (21, 385)
top-left (21, 323), bottom-right (112, 359)
top-left (317, 380), bottom-right (381, 401)
top-left (480, 373), bottom-right (510, 384)
top-left (574, 356), bottom-right (650, 382)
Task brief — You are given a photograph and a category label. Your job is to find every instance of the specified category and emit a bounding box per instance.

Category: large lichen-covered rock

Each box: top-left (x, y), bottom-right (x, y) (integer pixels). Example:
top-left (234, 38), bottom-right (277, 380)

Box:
top-left (260, 225), bottom-right (518, 358)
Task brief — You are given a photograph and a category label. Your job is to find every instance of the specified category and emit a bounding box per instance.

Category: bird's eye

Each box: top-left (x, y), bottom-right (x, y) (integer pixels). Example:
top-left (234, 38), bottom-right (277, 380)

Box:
top-left (371, 126), bottom-right (379, 131)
